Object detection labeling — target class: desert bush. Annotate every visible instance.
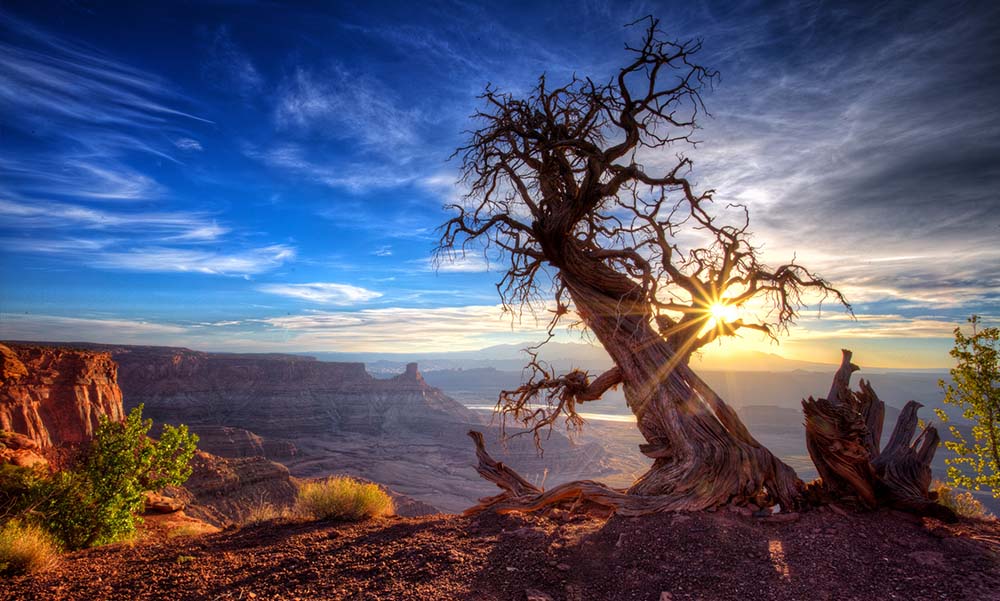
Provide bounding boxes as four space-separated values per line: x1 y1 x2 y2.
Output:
0 520 59 576
74 404 198 546
0 405 198 549
241 498 294 525
932 480 993 519
295 476 394 521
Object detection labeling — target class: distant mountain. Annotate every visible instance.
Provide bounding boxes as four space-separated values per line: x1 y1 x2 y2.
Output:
305 340 948 376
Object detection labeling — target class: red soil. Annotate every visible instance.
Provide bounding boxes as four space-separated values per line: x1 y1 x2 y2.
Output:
4 508 999 601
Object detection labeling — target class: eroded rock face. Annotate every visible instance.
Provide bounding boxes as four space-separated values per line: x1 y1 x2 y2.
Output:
108 346 480 439
166 450 299 527
0 430 49 469
0 343 124 448
163 425 299 460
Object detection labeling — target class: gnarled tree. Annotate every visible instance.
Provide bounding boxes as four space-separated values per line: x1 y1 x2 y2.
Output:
439 18 946 517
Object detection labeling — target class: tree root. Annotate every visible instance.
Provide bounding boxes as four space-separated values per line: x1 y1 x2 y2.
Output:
466 431 778 517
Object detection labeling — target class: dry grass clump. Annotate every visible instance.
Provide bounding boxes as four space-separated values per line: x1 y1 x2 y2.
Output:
241 499 296 526
0 520 60 576
933 480 993 519
295 476 394 521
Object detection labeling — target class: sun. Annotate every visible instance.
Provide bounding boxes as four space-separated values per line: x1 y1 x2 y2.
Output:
708 302 739 324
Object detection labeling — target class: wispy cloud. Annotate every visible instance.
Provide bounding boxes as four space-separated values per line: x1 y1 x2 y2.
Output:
0 157 163 200
245 143 418 191
92 245 295 276
275 66 421 151
425 253 491 273
202 26 263 99
0 313 188 342
258 282 382 305
173 137 203 151
254 304 551 351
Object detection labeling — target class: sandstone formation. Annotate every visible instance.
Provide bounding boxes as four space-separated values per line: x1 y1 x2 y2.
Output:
0 342 303 525
0 343 123 448
165 450 299 527
0 430 48 469
95 344 613 513
158 425 299 460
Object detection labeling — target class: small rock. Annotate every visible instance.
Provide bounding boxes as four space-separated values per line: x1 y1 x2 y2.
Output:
660 593 674 601
506 566 518 572
524 589 553 601
761 512 800 523
556 563 571 572
616 534 627 548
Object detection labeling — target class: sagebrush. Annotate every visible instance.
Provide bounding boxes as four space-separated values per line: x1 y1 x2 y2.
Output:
295 476 393 521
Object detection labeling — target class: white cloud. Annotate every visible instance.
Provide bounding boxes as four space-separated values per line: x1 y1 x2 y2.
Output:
255 304 551 352
0 313 187 342
257 282 382 305
0 198 226 240
91 244 295 276
275 66 420 151
425 253 491 273
174 137 203 151
245 143 417 192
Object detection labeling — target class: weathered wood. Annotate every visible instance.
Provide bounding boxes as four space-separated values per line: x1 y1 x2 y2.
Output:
467 348 954 521
804 350 955 520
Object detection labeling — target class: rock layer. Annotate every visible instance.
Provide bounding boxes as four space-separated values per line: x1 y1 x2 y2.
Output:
0 343 124 448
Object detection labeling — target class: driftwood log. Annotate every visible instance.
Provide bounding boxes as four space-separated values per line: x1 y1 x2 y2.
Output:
466 350 955 520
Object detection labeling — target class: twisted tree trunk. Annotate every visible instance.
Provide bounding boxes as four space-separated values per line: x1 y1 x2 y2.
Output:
467 269 804 514
466 344 954 520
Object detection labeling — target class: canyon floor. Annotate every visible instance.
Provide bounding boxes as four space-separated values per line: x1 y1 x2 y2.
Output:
4 509 999 601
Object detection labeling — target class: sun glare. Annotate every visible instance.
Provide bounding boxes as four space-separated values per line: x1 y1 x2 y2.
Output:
709 302 739 323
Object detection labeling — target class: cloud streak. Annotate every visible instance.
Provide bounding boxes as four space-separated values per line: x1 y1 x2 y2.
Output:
258 282 382 305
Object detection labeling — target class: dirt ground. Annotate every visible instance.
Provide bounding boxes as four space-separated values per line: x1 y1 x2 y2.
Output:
3 507 999 601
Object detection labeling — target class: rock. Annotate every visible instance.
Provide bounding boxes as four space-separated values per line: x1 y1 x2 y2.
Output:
165 451 299 527
660 593 674 601
524 589 553 601
171 425 299 460
144 492 185 514
761 512 800 523
0 430 49 468
0 343 123 448
556 563 571 572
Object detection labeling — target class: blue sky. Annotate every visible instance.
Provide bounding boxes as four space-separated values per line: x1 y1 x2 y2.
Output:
1 0 998 367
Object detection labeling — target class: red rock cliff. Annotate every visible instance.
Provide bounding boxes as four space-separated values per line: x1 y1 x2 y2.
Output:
0 343 124 448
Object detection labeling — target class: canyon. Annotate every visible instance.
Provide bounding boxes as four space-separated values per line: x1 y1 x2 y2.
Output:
0 341 623 514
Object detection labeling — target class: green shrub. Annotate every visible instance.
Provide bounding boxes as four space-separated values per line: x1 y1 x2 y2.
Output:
73 404 198 546
0 520 59 576
295 476 394 521
933 480 993 519
0 405 198 549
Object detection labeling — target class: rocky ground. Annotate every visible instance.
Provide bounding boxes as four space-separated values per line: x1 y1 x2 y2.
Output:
4 508 999 601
